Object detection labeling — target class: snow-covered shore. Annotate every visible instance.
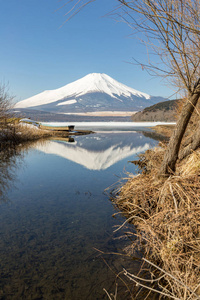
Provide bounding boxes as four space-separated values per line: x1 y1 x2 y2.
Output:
40 121 176 131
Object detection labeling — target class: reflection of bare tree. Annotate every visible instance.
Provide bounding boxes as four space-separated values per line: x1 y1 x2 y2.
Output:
0 140 45 201
0 147 21 201
0 139 62 201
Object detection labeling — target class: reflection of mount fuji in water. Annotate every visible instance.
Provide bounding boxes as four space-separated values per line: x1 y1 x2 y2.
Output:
35 132 157 170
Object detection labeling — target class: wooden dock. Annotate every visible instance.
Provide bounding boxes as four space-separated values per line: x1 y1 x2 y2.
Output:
39 125 75 131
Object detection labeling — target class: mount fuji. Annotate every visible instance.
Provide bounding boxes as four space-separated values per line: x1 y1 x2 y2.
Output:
15 73 166 113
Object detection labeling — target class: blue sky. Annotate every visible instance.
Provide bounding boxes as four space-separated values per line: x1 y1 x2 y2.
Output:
0 0 173 102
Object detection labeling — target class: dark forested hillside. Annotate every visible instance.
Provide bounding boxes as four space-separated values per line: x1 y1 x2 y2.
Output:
131 99 179 122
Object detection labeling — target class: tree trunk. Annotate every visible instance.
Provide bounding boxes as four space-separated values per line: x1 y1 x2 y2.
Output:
159 91 200 176
179 121 200 160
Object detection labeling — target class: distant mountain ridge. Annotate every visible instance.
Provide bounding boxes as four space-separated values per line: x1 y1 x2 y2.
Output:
15 73 166 113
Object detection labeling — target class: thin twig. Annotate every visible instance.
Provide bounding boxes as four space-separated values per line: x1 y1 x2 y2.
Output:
124 269 181 300
142 258 200 299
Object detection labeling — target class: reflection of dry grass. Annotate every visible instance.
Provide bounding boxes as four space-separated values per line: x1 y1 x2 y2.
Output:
112 146 200 299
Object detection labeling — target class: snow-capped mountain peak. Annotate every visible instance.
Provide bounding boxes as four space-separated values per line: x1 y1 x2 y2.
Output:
15 73 165 112
69 73 151 99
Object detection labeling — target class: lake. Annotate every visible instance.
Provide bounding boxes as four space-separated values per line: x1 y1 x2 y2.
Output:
0 128 160 299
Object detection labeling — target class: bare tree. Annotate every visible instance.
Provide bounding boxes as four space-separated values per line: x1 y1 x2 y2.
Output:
0 84 13 125
117 0 200 175
62 0 200 176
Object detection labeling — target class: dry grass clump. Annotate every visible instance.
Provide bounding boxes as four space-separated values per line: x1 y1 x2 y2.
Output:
152 125 175 138
112 147 200 299
0 123 53 146
116 146 165 218
14 123 53 142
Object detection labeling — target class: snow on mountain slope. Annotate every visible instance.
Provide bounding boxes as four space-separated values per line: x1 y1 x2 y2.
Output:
15 73 150 108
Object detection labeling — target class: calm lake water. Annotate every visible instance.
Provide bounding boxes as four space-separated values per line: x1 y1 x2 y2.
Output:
0 129 159 299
